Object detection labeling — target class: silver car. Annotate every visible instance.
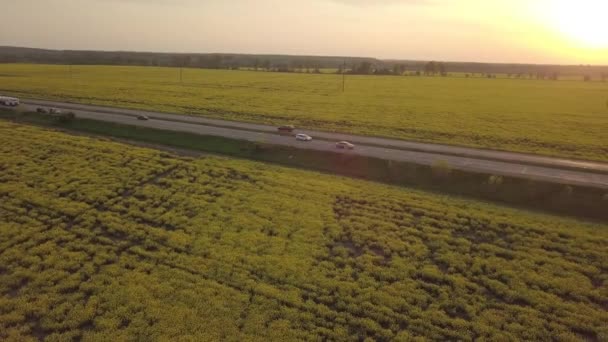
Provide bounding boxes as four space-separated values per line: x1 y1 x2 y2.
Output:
336 141 355 149
0 96 19 107
296 134 312 141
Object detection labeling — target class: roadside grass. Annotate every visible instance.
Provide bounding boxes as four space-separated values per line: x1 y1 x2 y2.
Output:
0 63 607 161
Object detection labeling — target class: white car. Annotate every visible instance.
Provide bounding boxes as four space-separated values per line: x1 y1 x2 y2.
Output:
0 96 20 107
336 141 355 149
295 134 312 141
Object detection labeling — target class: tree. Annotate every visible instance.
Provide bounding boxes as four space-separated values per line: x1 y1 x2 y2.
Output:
392 64 406 76
353 62 373 75
393 64 401 76
399 64 407 75
438 62 447 76
171 55 189 68
276 63 290 73
207 55 223 69
424 61 437 75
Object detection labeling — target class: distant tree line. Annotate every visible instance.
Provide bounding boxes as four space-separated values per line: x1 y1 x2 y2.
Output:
343 61 447 76
1 46 607 79
0 46 373 72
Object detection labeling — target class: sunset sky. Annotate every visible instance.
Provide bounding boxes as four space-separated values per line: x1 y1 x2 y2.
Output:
1 0 607 64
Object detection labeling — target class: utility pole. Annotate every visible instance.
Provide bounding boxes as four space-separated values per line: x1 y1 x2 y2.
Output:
180 65 183 84
69 64 73 79
342 59 346 92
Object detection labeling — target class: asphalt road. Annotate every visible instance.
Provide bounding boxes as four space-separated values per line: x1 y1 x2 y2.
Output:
13 99 608 190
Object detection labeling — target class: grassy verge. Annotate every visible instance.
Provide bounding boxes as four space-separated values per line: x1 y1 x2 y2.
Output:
2 109 607 221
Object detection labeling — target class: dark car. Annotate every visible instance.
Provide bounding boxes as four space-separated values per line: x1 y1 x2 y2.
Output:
277 125 295 133
137 115 149 120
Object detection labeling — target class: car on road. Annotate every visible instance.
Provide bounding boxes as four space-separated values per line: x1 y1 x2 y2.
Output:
0 96 20 107
295 134 312 141
277 125 295 134
137 115 149 120
336 141 355 150
37 107 62 114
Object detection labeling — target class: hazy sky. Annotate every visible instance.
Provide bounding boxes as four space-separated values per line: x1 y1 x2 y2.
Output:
1 0 607 64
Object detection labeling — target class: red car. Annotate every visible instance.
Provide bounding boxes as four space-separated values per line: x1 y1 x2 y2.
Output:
277 125 295 133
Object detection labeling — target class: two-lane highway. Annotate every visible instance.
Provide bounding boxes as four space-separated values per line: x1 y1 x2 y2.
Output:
14 99 608 189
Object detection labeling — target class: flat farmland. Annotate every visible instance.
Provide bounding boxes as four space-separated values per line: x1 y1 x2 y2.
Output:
0 64 607 161
1 122 607 341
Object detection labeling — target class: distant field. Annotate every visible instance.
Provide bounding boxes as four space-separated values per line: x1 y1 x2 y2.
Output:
0 64 607 161
1 122 607 341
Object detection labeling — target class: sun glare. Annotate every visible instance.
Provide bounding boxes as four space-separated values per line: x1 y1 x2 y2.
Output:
549 0 608 48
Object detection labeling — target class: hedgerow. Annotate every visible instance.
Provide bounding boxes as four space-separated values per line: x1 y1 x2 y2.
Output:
0 122 606 341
